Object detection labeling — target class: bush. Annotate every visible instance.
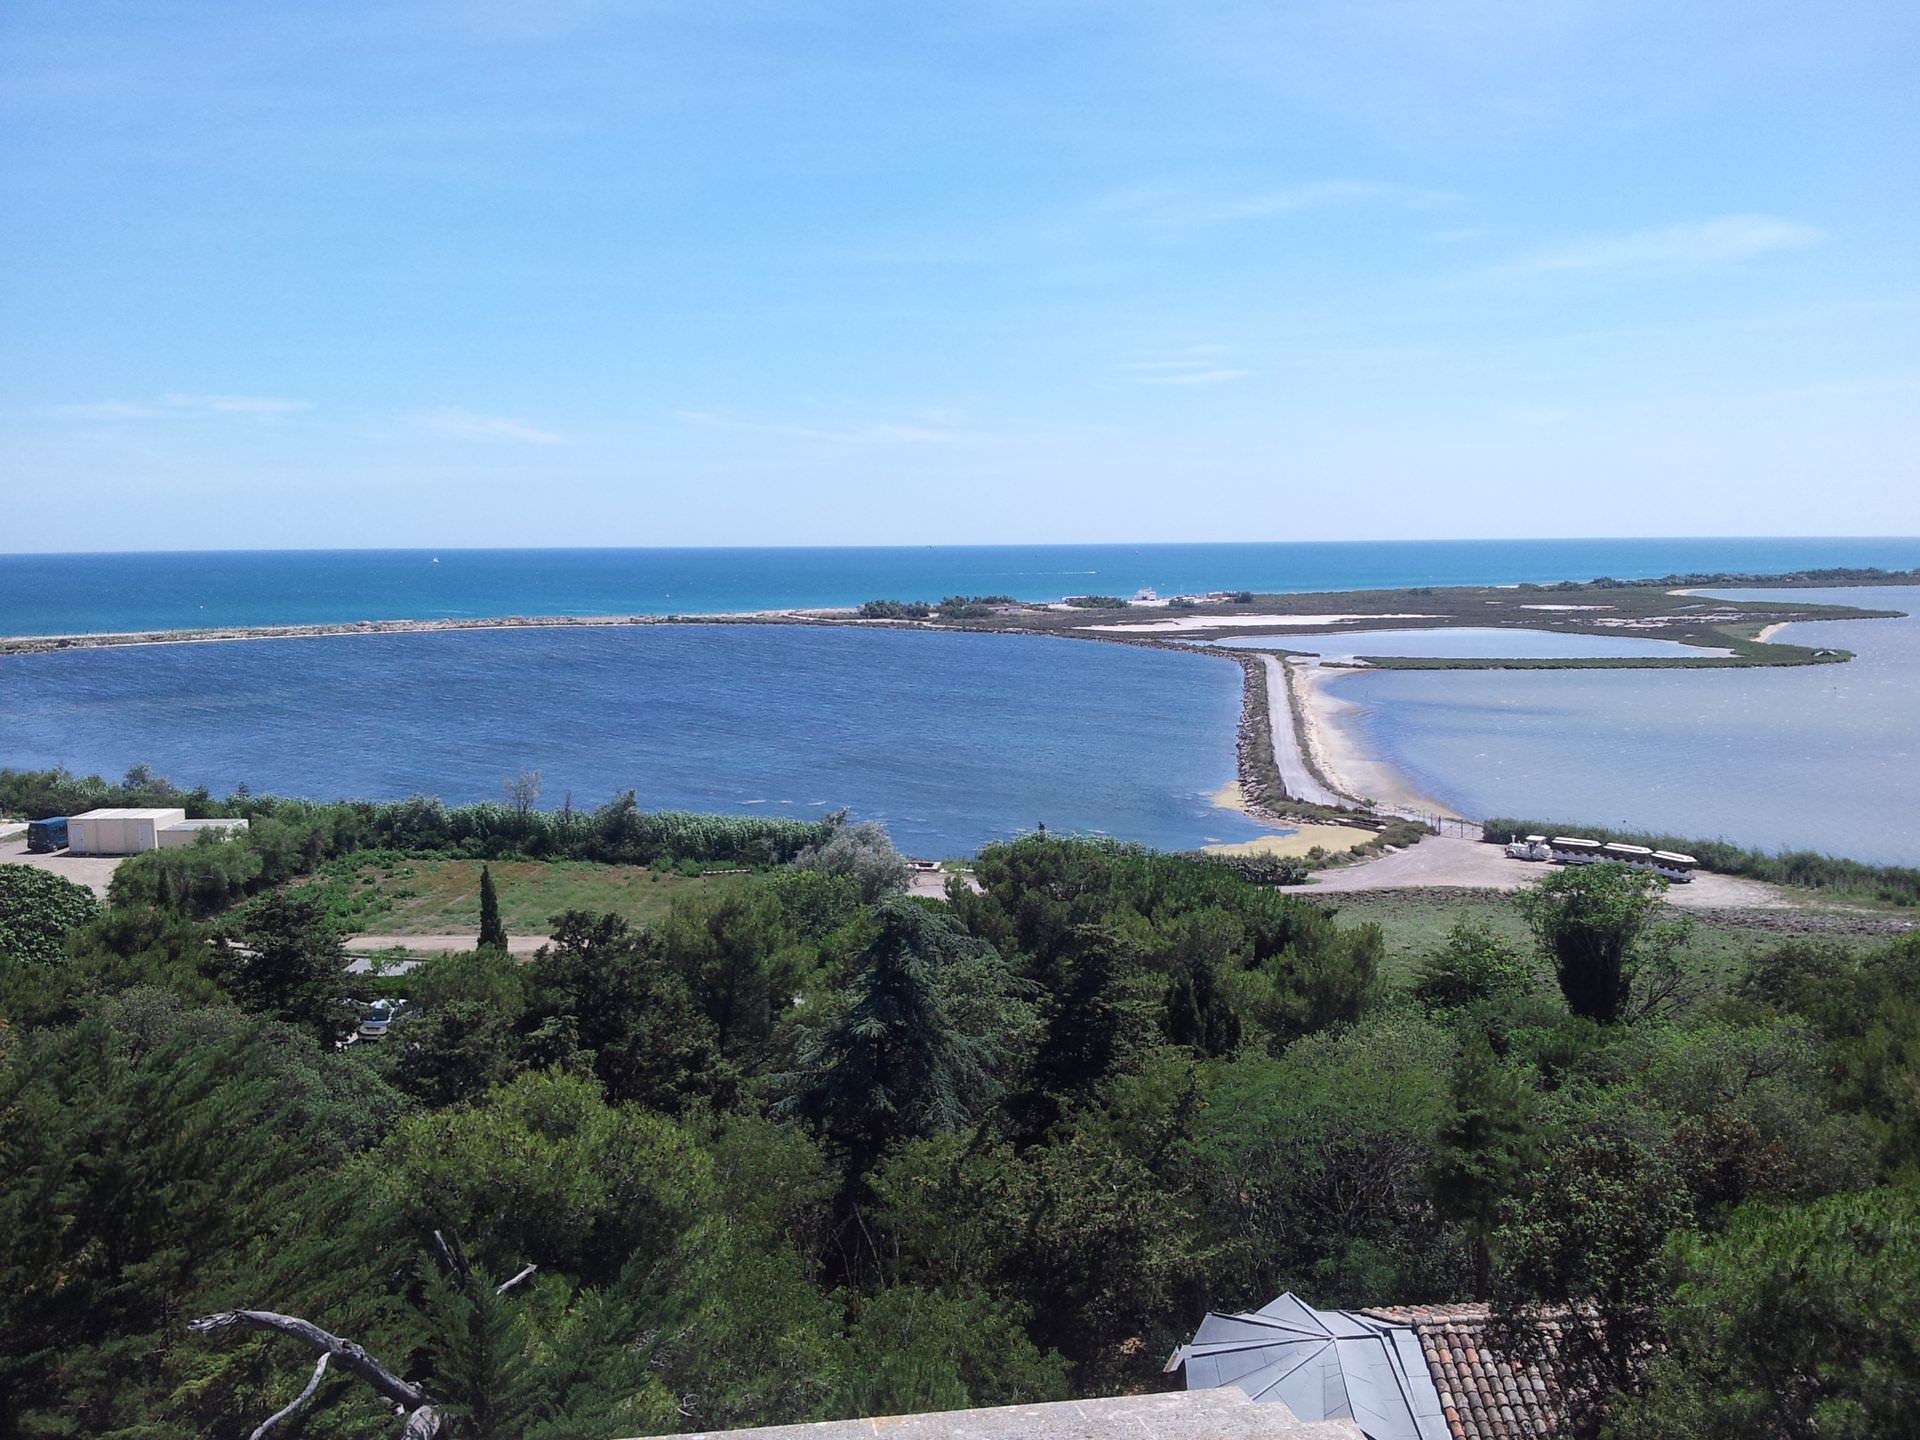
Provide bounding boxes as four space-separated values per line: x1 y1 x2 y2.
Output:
858 599 933 620
0 867 100 965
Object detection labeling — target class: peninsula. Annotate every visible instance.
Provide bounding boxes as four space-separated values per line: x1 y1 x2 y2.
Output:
3 567 1908 844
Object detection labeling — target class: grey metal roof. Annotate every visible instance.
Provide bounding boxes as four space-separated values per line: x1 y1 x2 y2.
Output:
1173 1292 1451 1440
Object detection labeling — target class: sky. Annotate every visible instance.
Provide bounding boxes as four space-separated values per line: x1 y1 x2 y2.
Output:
2 0 1917 551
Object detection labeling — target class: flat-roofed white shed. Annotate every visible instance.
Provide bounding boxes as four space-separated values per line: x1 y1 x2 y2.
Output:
67 807 188 855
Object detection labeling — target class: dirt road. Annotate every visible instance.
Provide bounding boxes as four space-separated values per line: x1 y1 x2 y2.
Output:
345 933 549 956
1262 656 1344 807
0 836 125 898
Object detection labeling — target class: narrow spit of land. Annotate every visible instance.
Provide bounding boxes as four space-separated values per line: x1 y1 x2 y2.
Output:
5 567 1910 875
3 566 1911 660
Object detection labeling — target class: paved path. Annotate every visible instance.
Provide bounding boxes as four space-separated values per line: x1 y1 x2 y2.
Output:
1262 655 1343 807
0 836 125 898
1292 834 1797 910
345 932 549 955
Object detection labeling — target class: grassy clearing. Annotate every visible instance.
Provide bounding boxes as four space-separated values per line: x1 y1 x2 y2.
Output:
298 854 744 935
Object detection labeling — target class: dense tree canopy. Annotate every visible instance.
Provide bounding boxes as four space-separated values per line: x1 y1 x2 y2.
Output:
0 809 1914 1438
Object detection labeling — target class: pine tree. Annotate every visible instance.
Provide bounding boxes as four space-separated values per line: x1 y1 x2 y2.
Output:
782 898 993 1174
1431 1034 1537 1296
477 865 508 951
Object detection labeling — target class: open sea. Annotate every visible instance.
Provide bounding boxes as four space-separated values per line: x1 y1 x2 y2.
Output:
4 541 1919 859
5 537 1920 637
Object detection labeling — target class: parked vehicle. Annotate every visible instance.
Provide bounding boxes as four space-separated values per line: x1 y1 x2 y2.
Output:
356 998 408 1042
26 816 69 853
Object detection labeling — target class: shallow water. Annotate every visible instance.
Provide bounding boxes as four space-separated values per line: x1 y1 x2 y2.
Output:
1211 627 1726 660
0 625 1275 857
1336 587 1920 864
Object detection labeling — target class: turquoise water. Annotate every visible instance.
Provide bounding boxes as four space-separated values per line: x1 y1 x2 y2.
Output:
0 626 1270 857
5 538 1920 637
1210 628 1726 660
1338 587 1920 864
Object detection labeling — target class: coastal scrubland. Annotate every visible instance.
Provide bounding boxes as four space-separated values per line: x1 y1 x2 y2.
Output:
3 762 1918 1438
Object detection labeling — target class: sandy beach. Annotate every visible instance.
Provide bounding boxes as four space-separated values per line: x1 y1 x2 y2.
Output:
1288 661 1461 818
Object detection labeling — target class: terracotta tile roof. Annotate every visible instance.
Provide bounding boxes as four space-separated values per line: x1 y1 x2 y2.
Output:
1360 1305 1578 1440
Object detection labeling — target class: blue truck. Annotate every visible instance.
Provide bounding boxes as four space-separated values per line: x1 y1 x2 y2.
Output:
26 816 69 853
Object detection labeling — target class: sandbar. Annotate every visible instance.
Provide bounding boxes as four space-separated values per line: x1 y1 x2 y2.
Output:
1202 825 1379 859
1290 662 1461 818
1079 613 1437 634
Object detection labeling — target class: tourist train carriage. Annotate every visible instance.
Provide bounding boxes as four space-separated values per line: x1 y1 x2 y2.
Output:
1601 841 1656 866
1548 836 1604 864
1650 849 1698 882
1542 834 1696 882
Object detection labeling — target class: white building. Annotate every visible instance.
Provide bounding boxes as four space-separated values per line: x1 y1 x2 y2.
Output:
158 817 250 849
67 808 189 855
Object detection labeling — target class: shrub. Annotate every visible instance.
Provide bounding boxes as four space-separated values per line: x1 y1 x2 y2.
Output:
0 867 100 965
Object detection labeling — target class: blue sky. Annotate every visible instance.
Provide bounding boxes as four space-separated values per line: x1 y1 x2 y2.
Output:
3 1 1916 550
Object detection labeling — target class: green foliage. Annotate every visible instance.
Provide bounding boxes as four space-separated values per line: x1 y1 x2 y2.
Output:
1492 1113 1694 1406
0 990 406 1437
5 818 1914 1435
218 890 359 1044
658 885 812 1061
872 1127 1213 1391
396 947 532 1107
92 773 840 917
1515 863 1681 1024
1614 1187 1920 1440
531 909 727 1111
957 834 1380 1049
477 863 508 950
363 1069 712 1276
1180 1011 1460 1305
1740 933 1920 1177
1415 920 1537 1011
792 814 911 902
1063 594 1129 608
0 866 98 967
783 898 1024 1175
858 598 933 619
1430 1035 1538 1294
837 1286 1070 1417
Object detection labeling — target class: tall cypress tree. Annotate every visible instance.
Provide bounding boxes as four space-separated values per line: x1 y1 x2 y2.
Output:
477 865 508 952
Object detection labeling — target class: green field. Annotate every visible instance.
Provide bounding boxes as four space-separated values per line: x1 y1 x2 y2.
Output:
298 853 745 936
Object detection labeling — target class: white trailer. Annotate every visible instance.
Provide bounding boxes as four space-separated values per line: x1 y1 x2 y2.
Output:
158 818 250 849
67 807 188 856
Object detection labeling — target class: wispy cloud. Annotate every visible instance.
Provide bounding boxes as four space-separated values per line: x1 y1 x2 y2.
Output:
414 408 569 445
1118 347 1251 386
1093 178 1459 231
1508 214 1824 274
46 393 312 420
675 410 980 445
163 393 312 414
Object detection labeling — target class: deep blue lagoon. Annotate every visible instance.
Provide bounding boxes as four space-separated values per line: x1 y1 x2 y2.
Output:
0 625 1267 857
